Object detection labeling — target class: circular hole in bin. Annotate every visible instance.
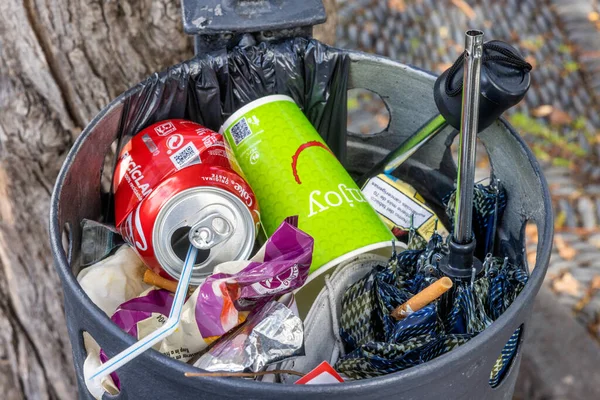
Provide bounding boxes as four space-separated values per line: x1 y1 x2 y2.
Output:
62 222 71 258
81 331 121 398
523 220 538 274
171 226 210 265
101 139 119 195
347 88 390 136
100 139 120 222
450 136 492 184
489 324 524 388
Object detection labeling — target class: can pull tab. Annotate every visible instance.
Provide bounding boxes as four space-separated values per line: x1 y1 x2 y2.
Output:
188 213 233 250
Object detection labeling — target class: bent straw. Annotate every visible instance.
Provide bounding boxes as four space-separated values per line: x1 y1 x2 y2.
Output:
88 244 198 382
391 277 453 320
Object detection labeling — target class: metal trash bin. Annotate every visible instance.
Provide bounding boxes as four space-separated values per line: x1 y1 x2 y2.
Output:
49 1 553 399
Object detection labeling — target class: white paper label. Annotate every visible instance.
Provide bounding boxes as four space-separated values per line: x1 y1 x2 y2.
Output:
362 176 433 229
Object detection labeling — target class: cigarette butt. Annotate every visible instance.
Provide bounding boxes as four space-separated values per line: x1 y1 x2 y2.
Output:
391 277 453 320
143 269 178 293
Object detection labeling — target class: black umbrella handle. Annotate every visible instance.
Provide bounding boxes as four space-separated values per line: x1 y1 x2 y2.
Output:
434 40 532 132
357 39 531 188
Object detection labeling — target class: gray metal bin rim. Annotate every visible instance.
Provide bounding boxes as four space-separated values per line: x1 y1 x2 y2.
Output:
49 48 553 396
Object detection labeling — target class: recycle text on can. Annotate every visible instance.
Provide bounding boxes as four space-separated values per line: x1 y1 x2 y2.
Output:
114 119 260 285
220 95 394 275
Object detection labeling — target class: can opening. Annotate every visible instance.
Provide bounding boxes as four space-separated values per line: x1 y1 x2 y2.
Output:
170 226 210 265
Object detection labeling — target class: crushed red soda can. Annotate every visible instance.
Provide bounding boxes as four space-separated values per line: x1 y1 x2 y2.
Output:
108 221 313 364
113 119 260 285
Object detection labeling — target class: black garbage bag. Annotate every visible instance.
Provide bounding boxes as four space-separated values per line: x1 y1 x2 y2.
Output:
115 37 349 160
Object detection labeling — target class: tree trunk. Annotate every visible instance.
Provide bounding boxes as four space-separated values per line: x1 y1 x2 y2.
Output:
313 0 338 45
0 1 192 399
0 1 336 399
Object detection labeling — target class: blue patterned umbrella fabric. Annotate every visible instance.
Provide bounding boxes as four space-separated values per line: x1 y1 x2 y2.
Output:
335 182 527 387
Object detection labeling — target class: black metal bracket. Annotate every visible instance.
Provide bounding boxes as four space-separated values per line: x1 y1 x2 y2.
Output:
181 0 327 54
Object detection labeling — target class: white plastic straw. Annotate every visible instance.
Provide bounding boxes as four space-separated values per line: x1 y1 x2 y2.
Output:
87 244 198 382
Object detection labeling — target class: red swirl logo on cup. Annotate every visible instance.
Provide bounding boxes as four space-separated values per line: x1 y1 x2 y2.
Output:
291 141 335 184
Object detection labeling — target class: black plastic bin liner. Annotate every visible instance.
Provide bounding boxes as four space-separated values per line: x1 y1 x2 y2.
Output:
117 37 350 161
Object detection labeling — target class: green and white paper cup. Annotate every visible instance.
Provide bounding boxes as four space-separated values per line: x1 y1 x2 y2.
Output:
220 95 394 276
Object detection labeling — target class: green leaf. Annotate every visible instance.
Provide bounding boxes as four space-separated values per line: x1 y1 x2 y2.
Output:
347 97 359 111
508 113 588 158
573 116 587 130
558 44 572 54
533 147 550 162
564 61 579 73
552 157 571 168
410 37 420 51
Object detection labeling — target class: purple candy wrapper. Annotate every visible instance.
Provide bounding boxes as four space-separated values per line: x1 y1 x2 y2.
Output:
111 289 174 338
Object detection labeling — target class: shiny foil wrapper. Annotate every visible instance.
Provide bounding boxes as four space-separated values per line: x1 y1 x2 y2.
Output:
193 301 304 373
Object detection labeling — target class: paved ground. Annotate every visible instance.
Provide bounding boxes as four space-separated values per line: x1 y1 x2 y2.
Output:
338 0 600 342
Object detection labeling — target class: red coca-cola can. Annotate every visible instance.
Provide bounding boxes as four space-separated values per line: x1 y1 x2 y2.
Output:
113 119 260 284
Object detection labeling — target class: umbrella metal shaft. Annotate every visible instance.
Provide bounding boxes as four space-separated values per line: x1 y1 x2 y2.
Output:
453 30 484 244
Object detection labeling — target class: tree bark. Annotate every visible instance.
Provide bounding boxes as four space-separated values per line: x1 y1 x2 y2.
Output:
0 1 192 399
0 1 336 399
313 0 338 45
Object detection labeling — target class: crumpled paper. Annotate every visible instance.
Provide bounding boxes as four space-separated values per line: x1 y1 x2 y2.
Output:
77 245 150 316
